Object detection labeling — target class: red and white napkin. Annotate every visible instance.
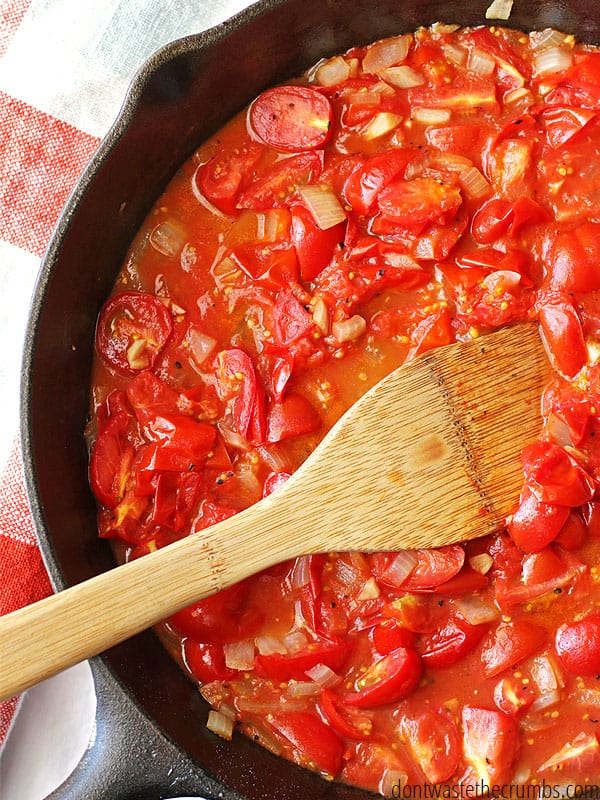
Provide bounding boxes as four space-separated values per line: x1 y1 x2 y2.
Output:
0 0 253 749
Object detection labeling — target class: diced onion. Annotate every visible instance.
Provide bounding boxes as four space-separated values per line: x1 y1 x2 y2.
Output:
255 634 287 656
332 314 367 343
312 297 329 334
149 220 186 257
379 769 409 796
485 0 514 20
468 553 493 574
305 663 342 687
443 43 467 66
362 112 403 140
382 550 418 586
429 22 460 35
381 65 425 88
206 709 235 741
412 107 451 124
357 577 381 601
211 256 241 288
291 555 312 589
383 252 423 271
530 28 569 52
468 47 496 76
572 687 600 706
481 269 522 294
529 689 561 713
459 166 492 199
347 91 381 107
298 185 347 230
454 596 499 625
533 46 573 77
315 55 352 87
187 326 217 366
504 87 534 107
530 654 565 694
283 629 309 653
362 34 411 74
223 639 255 671
545 412 574 448
287 681 321 697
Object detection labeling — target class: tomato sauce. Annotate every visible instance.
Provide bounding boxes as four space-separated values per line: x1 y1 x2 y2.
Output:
90 23 600 794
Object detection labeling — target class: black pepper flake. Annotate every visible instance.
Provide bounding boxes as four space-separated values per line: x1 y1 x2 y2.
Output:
591 719 599 723
553 587 562 594
438 599 444 607
377 269 385 277
174 360 182 369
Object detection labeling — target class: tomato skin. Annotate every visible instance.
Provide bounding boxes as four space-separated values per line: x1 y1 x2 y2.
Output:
344 647 423 708
555 615 600 675
546 222 600 293
371 619 416 655
538 105 596 148
319 688 373 740
343 149 417 215
194 142 263 214
539 301 587 378
269 711 343 776
481 619 547 678
249 86 333 152
400 544 466 591
238 151 324 209
493 675 536 716
471 196 549 244
89 406 135 509
377 177 462 226
216 349 266 445
419 617 487 669
272 290 315 346
95 292 174 374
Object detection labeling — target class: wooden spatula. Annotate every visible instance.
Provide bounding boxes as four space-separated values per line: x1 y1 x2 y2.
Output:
0 322 548 701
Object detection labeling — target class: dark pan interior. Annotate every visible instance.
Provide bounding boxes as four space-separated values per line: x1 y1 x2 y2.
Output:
21 0 600 798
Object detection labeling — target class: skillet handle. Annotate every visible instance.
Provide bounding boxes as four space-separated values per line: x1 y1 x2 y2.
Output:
44 657 232 800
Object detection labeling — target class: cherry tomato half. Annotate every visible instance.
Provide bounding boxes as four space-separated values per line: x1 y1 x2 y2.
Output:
95 292 174 374
269 711 343 776
344 647 423 708
249 86 333 152
419 616 487 669
555 614 600 675
481 619 547 678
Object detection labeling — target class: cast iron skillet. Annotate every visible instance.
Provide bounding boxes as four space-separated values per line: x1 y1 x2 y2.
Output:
21 0 600 798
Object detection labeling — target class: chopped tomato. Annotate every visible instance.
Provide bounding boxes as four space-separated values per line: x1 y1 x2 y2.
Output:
471 196 549 244
400 708 461 784
508 488 570 553
254 638 351 681
266 393 321 442
555 615 600 675
290 204 345 281
461 707 519 785
371 619 416 655
539 731 600 774
343 149 417 215
89 403 135 509
183 639 235 682
229 240 299 288
272 290 315 346
194 142 263 214
538 105 597 148
400 544 466 591
546 222 600 293
493 675 537 716
344 647 423 708
419 616 487 669
481 619 547 678
216 348 266 444
269 711 343 776
319 688 373 740
238 151 323 209
377 177 462 226
520 441 595 507
95 292 174 374
249 86 333 152
539 301 587 378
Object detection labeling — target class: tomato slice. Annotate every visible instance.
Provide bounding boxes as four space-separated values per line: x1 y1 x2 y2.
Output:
481 619 547 678
461 706 519 785
319 688 373 740
238 151 324 209
95 292 174 374
419 616 488 669
290 204 345 281
269 711 343 776
555 614 600 675
216 348 266 445
344 647 423 708
249 86 333 152
400 708 460 784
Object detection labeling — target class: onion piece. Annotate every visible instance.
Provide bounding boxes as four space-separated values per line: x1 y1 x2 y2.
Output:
481 269 522 294
332 314 367 343
381 65 425 88
362 34 411 74
468 553 493 574
486 0 514 20
443 43 467 66
223 639 255 671
412 107 451 125
149 219 186 257
312 297 329 335
347 90 381 107
530 28 569 51
357 577 381 601
287 681 321 698
529 688 561 713
305 663 342 687
533 46 573 77
206 709 235 741
454 596 499 625
361 112 403 140
283 629 309 653
530 653 565 694
315 55 352 86
468 47 496 76
186 326 217 366
291 555 312 589
297 185 346 230
459 166 492 199
382 550 418 586
255 634 287 656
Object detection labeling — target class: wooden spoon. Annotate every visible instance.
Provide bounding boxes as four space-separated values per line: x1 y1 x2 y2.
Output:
0 323 548 701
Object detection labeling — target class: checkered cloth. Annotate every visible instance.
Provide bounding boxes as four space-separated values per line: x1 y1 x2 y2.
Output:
0 0 253 746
